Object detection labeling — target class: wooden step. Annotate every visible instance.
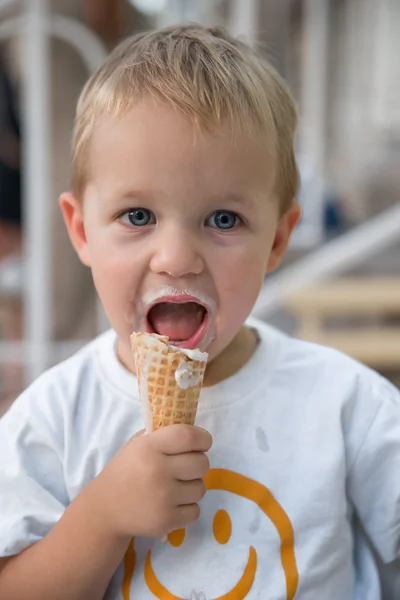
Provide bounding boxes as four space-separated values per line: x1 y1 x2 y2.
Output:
285 278 400 368
300 328 400 369
285 277 400 316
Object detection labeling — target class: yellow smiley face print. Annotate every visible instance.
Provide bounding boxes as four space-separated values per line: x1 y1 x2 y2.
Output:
122 468 298 599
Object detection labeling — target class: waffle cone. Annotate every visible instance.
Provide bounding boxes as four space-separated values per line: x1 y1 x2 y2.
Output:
131 332 208 432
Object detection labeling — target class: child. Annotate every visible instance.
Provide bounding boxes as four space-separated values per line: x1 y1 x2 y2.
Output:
0 24 399 600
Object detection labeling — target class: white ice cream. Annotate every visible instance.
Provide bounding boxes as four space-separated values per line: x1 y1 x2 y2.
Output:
131 331 208 394
175 359 201 389
170 345 208 362
172 345 208 389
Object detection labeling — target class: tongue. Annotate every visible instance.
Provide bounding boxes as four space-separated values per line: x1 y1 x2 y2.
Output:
149 302 205 341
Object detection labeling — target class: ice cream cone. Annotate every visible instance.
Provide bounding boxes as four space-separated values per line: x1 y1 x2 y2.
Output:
131 332 208 432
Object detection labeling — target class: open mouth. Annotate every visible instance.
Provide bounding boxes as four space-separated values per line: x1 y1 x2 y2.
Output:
146 300 208 348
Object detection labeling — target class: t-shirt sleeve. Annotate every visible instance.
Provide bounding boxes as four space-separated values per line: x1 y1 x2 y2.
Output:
0 389 69 557
348 377 400 564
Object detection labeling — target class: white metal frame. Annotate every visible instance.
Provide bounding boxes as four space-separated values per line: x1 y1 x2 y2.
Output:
23 0 52 383
252 203 400 319
229 0 258 45
0 0 107 382
291 0 329 248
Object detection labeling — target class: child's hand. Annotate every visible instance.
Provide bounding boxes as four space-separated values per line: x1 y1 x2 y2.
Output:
90 425 212 539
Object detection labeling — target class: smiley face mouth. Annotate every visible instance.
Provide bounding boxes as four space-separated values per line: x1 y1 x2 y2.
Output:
144 546 257 600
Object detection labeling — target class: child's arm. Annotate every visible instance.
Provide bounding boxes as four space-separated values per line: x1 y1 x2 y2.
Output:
0 480 131 600
0 425 211 600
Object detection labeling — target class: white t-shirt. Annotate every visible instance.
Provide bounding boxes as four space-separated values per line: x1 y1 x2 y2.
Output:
0 319 400 600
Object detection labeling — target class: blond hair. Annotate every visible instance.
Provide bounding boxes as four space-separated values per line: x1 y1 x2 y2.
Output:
72 24 299 212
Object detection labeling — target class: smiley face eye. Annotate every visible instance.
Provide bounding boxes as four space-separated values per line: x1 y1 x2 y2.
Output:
168 528 186 547
213 509 232 545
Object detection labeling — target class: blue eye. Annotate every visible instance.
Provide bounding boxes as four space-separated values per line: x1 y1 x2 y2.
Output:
208 211 239 230
123 208 153 227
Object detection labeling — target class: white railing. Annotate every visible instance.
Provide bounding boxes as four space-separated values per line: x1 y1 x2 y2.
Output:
292 0 329 249
23 0 52 383
0 0 107 382
252 203 400 319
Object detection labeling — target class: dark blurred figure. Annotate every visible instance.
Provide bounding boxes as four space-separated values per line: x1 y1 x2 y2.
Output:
84 0 125 49
0 50 21 261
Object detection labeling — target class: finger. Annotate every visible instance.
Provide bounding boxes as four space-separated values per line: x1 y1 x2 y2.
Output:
172 503 201 530
168 452 210 481
151 425 213 455
174 479 207 506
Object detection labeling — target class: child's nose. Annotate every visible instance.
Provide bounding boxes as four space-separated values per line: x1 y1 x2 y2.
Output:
149 227 204 277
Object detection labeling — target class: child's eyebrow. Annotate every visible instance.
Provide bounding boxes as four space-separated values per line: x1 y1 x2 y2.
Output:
213 193 259 209
107 189 152 204
105 189 262 211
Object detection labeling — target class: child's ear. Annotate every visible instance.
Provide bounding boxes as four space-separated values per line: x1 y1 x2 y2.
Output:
266 203 301 274
59 192 91 267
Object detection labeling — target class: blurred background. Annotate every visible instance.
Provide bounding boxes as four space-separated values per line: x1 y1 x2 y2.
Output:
0 0 399 415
